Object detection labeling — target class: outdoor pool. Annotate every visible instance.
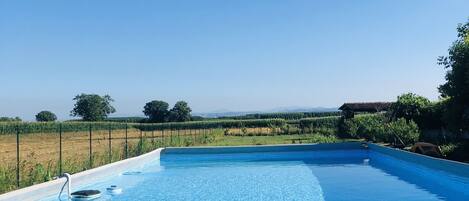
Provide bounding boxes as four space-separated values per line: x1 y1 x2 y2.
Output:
40 144 469 201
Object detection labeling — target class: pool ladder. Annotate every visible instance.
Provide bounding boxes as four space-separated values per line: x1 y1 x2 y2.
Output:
58 173 72 200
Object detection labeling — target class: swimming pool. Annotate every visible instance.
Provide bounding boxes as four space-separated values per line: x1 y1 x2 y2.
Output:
34 143 469 200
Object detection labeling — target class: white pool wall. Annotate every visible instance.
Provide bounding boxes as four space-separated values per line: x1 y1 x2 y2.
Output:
0 148 163 201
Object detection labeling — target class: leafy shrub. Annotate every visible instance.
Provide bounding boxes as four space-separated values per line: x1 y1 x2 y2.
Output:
339 114 419 146
339 114 386 140
313 127 337 136
339 118 359 138
299 116 341 134
385 118 420 146
439 142 469 162
305 134 339 143
355 114 387 141
439 143 457 157
419 100 446 129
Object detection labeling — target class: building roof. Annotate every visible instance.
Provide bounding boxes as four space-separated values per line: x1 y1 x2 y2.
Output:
339 102 393 112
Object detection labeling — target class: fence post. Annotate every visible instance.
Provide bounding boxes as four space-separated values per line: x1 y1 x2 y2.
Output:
139 124 143 155
163 129 166 147
159 129 161 147
193 129 196 144
59 123 62 175
125 124 128 159
89 124 92 169
203 127 206 143
108 124 112 163
170 126 173 145
16 125 20 188
177 129 180 146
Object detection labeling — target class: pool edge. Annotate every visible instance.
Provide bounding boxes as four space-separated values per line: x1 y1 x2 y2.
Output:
0 148 163 201
368 143 469 178
163 142 363 154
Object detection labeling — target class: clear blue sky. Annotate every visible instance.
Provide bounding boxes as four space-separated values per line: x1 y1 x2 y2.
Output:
1 0 468 120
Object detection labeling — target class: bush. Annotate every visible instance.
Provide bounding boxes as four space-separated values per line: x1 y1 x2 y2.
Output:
439 142 469 162
339 114 419 146
385 118 420 146
299 116 341 134
419 100 446 129
339 114 387 140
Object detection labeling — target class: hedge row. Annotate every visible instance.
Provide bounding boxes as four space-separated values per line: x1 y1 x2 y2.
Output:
0 122 129 135
134 119 287 131
0 119 288 135
1 115 353 135
217 111 341 120
298 116 341 129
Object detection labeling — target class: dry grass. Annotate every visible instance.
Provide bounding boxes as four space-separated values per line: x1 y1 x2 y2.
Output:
0 128 208 165
0 127 284 168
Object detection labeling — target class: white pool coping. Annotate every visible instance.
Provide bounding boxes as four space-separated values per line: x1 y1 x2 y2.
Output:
0 148 163 201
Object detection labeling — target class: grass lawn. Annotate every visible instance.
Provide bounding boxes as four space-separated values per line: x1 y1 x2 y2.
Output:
206 133 358 146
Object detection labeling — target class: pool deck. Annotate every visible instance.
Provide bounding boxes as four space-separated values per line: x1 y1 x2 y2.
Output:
1 142 469 201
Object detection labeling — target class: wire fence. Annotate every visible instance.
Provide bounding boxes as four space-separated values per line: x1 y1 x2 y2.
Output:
0 123 221 194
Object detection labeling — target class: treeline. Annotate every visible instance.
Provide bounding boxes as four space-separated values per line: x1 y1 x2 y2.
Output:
0 117 22 122
0 116 345 135
216 111 341 120
0 118 285 135
0 122 128 134
103 111 341 123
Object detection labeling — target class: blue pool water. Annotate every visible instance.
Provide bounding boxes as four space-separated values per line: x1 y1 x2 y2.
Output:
44 149 469 201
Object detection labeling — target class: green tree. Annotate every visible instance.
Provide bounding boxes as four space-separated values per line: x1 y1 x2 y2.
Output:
35 111 57 122
143 100 169 123
390 93 430 124
168 101 192 122
438 19 469 131
70 94 116 121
